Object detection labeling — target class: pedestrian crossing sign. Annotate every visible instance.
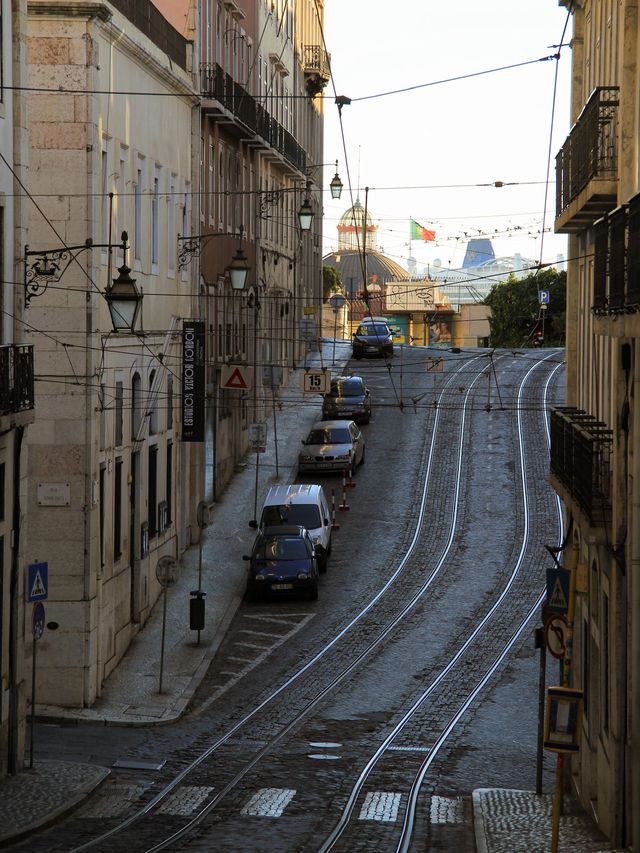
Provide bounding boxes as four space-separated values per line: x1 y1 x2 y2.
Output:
546 567 570 615
28 562 48 602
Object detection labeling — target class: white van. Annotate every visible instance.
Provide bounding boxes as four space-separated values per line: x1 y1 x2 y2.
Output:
256 484 332 572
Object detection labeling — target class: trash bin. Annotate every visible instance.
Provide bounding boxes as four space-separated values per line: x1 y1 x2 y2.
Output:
189 590 206 631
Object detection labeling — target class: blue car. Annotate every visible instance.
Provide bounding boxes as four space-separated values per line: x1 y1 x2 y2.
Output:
243 525 319 601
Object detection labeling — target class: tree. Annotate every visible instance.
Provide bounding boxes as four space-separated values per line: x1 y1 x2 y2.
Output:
484 268 566 348
323 265 342 301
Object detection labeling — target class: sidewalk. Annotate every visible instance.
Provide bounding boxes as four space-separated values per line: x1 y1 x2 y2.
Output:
0 342 626 850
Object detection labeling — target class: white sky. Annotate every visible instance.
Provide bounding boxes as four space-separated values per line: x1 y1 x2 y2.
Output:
320 0 573 275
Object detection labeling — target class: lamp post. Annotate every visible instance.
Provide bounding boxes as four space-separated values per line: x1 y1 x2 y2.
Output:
298 182 314 232
104 262 142 332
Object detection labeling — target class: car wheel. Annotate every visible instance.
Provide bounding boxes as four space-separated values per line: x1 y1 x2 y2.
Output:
308 580 319 601
245 586 259 603
360 446 366 466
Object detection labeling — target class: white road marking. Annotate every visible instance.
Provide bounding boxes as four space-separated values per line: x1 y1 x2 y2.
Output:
241 788 296 817
156 785 215 816
430 795 463 824
359 791 401 822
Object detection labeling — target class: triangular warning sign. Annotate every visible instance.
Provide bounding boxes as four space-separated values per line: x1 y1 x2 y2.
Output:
225 368 248 389
549 577 568 612
30 571 46 599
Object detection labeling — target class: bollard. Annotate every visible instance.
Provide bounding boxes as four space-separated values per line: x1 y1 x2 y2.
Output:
338 470 350 511
331 488 341 529
347 450 356 488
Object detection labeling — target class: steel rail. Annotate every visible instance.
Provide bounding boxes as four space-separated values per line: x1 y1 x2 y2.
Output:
68 354 532 853
317 353 565 852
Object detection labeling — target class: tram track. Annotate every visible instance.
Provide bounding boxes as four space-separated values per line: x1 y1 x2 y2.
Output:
26 351 563 853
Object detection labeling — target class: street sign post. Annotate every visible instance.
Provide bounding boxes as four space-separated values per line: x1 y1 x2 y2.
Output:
28 562 48 602
156 555 180 694
29 601 46 768
301 369 330 394
545 614 569 659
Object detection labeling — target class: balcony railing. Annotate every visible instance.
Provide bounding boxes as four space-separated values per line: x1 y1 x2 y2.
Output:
591 191 640 314
550 407 612 525
199 64 307 174
110 0 187 70
555 86 619 230
302 45 331 81
0 345 35 416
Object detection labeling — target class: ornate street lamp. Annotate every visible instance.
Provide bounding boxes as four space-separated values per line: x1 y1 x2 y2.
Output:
298 182 314 232
104 261 142 332
329 161 343 199
226 233 250 290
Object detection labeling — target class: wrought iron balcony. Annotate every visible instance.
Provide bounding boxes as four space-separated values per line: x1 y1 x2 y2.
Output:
302 45 331 96
199 63 307 174
591 190 640 315
555 86 619 233
0 345 34 416
550 407 612 526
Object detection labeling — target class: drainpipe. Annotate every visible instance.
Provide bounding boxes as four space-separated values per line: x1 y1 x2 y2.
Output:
8 426 24 773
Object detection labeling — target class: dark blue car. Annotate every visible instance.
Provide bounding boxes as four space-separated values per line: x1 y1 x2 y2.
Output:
243 525 319 601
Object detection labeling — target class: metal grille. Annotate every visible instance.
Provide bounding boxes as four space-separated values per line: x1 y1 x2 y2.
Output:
0 345 35 415
555 86 619 215
109 0 187 69
592 217 608 312
608 204 627 310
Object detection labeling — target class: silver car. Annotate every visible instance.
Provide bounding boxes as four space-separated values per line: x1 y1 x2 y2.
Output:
298 419 365 473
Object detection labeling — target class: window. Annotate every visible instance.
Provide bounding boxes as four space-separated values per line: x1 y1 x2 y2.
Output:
148 445 158 538
117 148 129 260
168 176 176 273
216 2 222 64
602 591 609 733
132 372 142 439
209 137 215 222
115 381 123 447
0 206 4 343
151 172 159 267
149 369 158 434
167 374 173 431
101 143 109 244
166 442 173 525
114 458 123 559
134 165 143 263
218 146 225 226
200 137 205 220
99 464 105 567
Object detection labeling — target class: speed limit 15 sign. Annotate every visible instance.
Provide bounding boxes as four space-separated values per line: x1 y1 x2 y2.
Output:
301 369 330 394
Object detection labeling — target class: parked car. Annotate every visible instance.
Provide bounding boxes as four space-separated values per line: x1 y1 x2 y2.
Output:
255 484 332 572
322 376 371 424
243 525 319 600
352 317 394 359
298 419 365 474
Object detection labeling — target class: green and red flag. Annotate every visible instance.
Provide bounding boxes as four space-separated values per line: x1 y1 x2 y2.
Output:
410 219 436 241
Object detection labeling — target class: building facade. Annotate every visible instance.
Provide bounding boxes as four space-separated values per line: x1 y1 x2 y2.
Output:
0 0 34 778
25 0 199 707
550 1 639 848
195 0 328 499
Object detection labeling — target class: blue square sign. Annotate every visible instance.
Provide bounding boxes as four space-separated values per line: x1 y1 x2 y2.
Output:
28 562 48 602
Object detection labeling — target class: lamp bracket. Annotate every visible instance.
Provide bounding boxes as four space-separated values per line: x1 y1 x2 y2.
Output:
25 233 128 307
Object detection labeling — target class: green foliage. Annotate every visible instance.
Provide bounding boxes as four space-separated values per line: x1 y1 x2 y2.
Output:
484 268 566 348
323 265 342 301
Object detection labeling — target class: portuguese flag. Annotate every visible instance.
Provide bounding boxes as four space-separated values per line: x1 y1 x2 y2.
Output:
411 219 436 241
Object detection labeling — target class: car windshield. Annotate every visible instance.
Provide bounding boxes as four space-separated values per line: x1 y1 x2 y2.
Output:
307 427 351 444
261 505 321 528
331 379 364 396
357 323 388 337
254 537 308 560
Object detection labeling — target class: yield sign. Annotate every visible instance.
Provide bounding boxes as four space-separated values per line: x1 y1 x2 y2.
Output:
221 364 253 390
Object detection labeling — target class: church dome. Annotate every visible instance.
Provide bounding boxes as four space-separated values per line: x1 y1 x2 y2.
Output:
323 249 407 296
337 198 378 251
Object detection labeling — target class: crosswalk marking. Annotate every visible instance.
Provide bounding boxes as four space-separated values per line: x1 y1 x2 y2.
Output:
430 795 463 824
156 785 214 816
359 791 401 822
241 788 296 817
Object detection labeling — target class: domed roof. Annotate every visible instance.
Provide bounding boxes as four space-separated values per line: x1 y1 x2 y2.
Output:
336 198 378 251
323 249 408 296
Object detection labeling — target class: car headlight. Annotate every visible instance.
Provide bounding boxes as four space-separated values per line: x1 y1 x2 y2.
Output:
336 453 349 461
255 575 266 582
299 454 314 462
297 571 310 580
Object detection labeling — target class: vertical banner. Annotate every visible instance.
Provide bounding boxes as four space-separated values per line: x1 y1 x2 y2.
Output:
182 320 205 442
